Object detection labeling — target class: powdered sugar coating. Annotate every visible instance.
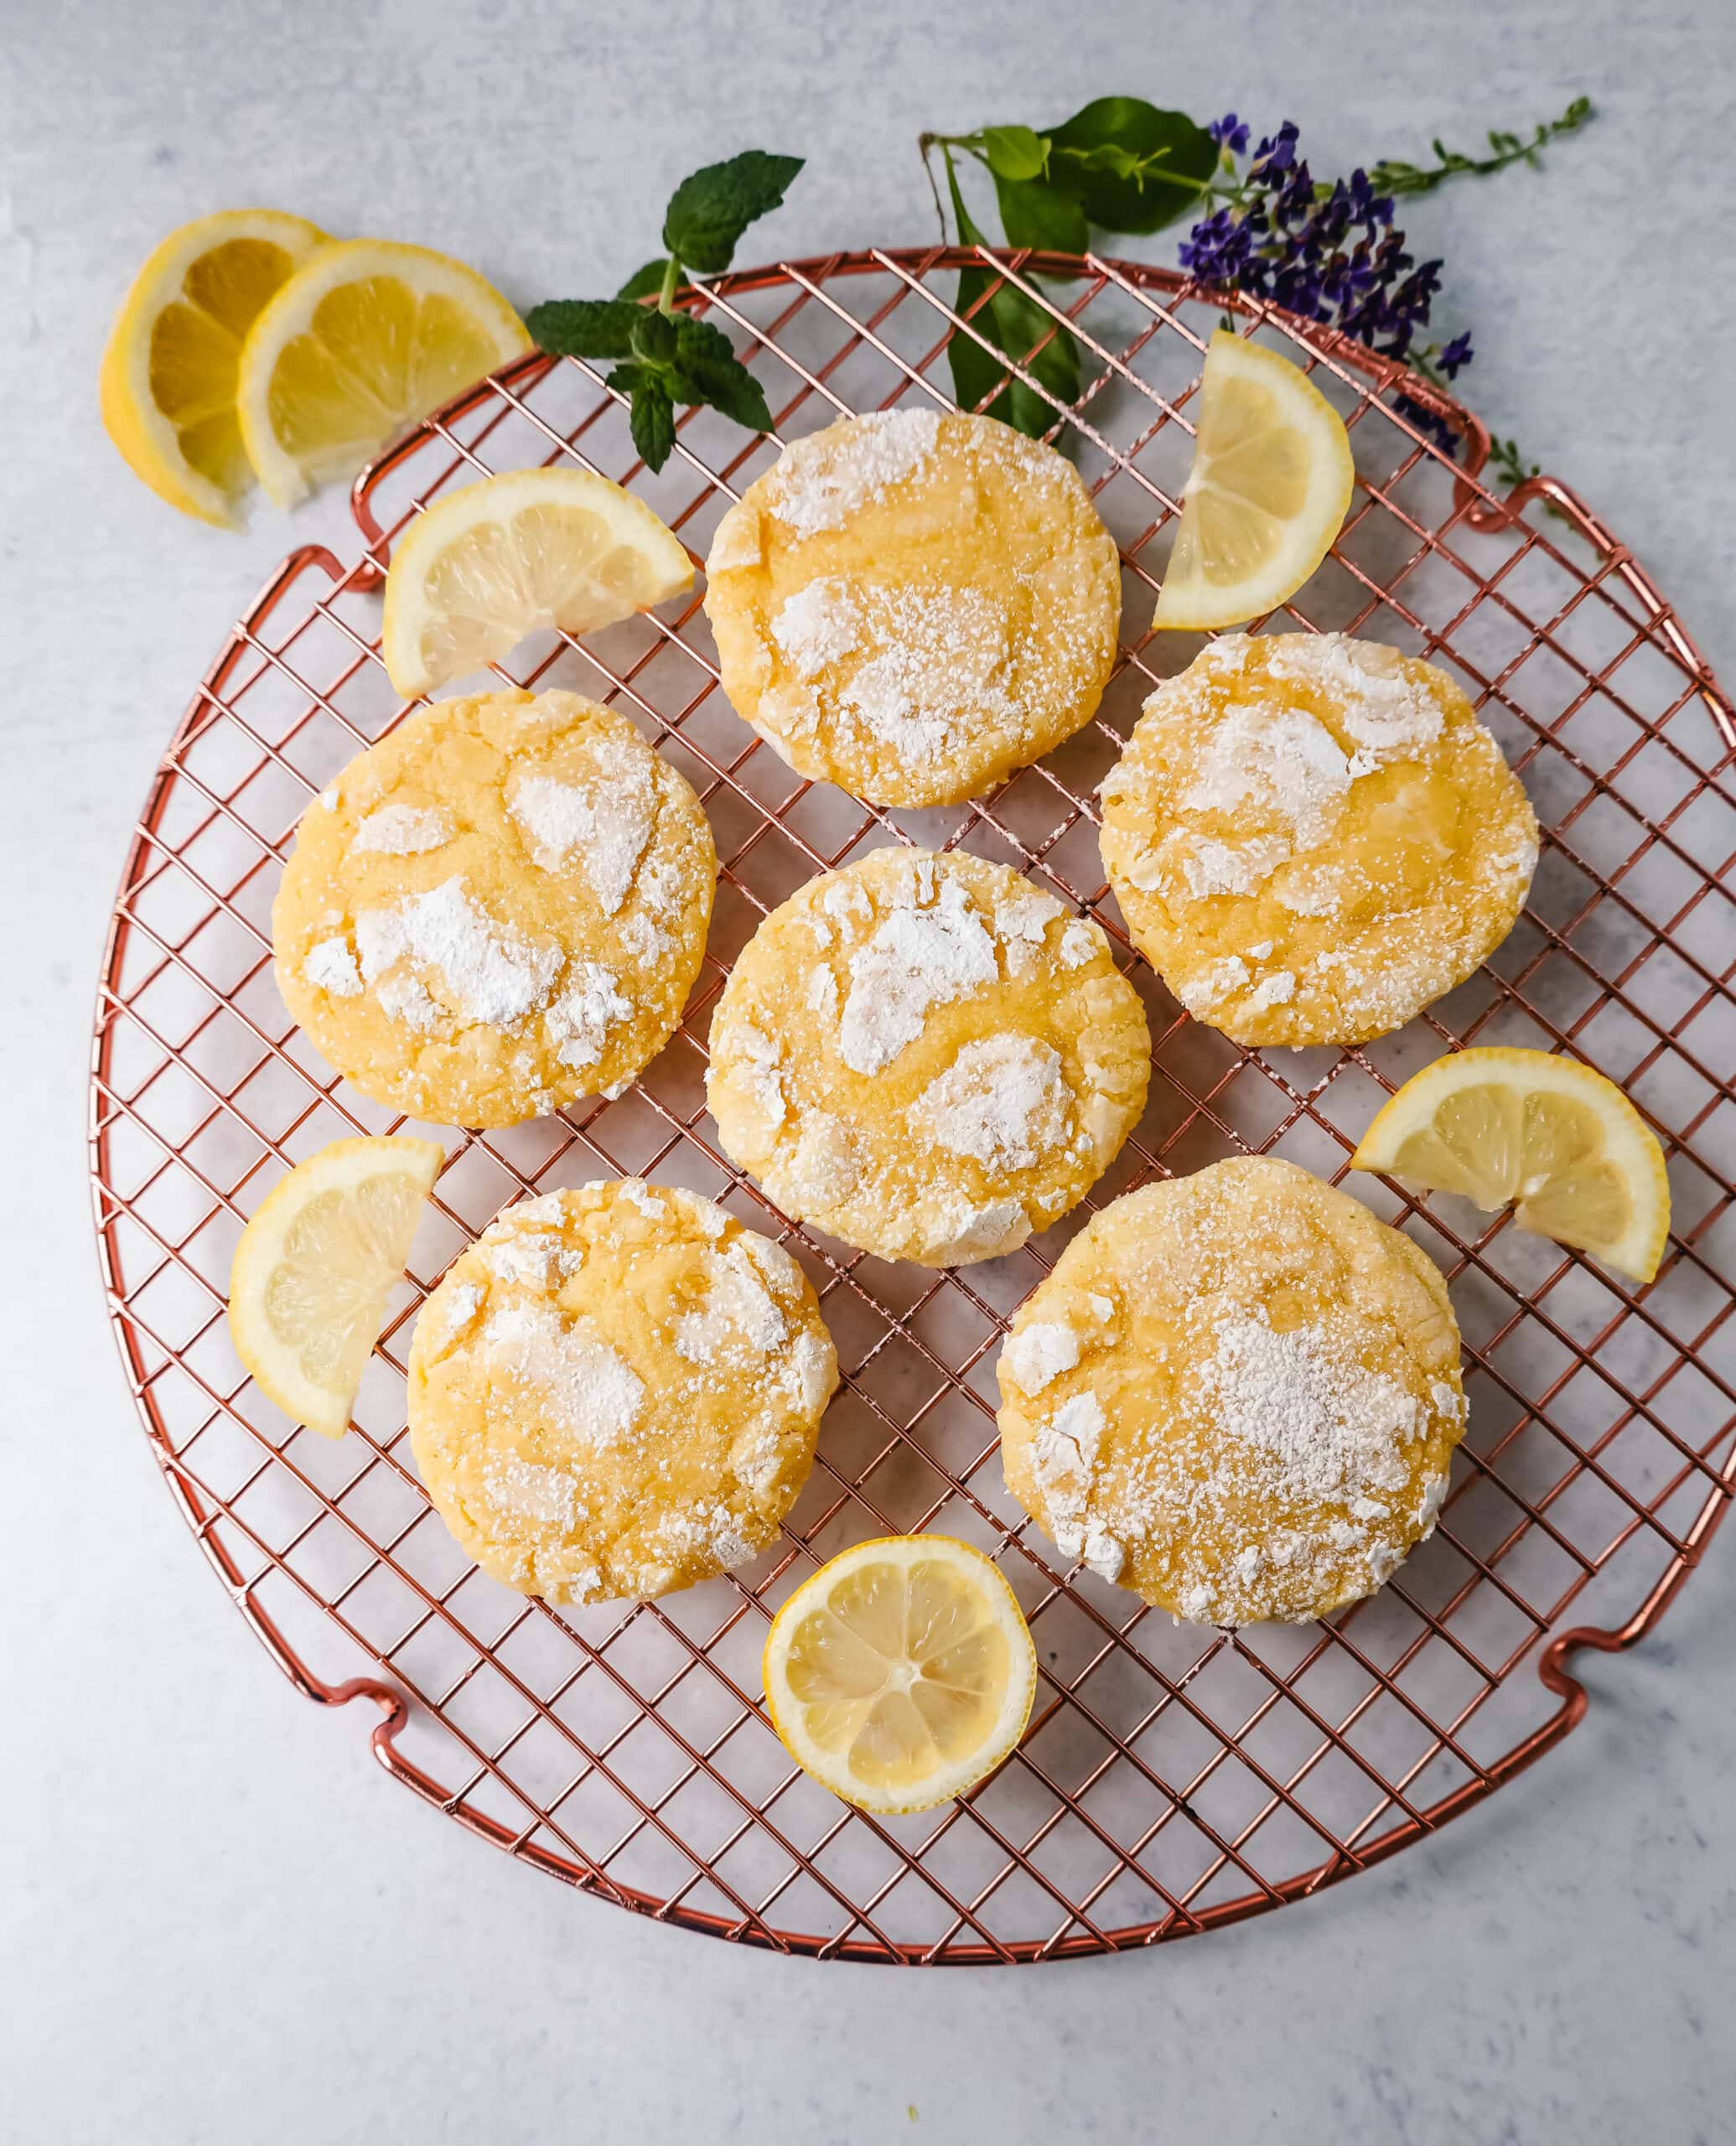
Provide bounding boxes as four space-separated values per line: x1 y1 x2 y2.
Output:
303 936 362 997
704 409 1121 806
998 1157 1466 1623
351 804 454 856
273 690 716 1128
708 848 1150 1267
763 407 943 536
1099 634 1539 1047
407 1180 837 1605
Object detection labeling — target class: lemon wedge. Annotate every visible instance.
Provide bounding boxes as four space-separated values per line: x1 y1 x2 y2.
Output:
100 210 330 527
228 1135 444 1436
1352 1047 1671 1283
763 1535 1038 1814
1154 329 1355 630
236 239 531 508
380 467 695 698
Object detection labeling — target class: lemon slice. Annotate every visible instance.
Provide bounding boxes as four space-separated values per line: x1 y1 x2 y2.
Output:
100 210 330 526
380 467 695 698
1352 1047 1671 1283
228 1135 444 1436
236 239 531 508
763 1535 1038 1814
1154 329 1355 630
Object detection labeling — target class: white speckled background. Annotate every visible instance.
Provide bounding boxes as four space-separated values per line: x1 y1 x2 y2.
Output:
4 1 1733 2138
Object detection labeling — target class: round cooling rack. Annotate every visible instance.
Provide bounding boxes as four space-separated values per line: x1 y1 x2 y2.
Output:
91 247 1736 1965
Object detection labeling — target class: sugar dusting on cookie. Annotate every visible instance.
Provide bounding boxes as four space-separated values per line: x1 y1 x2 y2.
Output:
510 748 655 914
837 876 999 1075
351 803 455 856
766 408 943 536
771 578 1029 764
917 1034 1069 1171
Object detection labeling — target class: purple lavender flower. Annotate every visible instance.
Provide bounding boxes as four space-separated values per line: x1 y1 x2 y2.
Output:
1208 112 1251 154
1438 330 1474 377
1179 116 1473 457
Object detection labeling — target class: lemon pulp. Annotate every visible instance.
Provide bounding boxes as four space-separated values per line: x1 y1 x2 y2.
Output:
1154 329 1355 630
236 240 530 507
228 1135 443 1435
100 210 329 524
381 468 693 697
1353 1047 1671 1283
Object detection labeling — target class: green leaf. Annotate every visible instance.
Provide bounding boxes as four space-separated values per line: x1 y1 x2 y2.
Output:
622 376 676 471
992 172 1089 253
979 124 1049 182
630 308 679 366
1042 98 1216 233
671 316 774 432
526 298 642 360
946 155 992 249
662 149 804 276
945 155 1079 436
616 258 669 301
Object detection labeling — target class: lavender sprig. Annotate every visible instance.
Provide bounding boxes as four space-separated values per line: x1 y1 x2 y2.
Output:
1179 102 1588 473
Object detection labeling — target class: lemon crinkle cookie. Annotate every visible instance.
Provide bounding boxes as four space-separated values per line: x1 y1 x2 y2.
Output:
707 848 1151 1266
1099 633 1539 1045
703 408 1122 806
273 689 715 1127
408 1181 837 1604
997 1157 1466 1623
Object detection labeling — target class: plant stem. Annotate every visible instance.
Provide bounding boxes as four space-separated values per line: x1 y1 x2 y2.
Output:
917 133 950 241
657 254 682 316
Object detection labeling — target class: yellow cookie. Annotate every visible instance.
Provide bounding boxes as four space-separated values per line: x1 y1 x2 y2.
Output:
407 1180 837 1604
273 690 715 1128
997 1157 1465 1624
1099 634 1539 1045
702 408 1121 806
707 848 1151 1267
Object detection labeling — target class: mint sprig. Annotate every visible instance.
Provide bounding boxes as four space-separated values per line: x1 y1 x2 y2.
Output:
527 148 801 473
924 99 1216 433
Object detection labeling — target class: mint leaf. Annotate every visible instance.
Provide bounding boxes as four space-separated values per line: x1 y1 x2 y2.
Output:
662 150 804 276
623 376 676 471
980 125 1049 182
945 157 1079 436
1043 98 1215 233
992 173 1089 253
671 317 773 432
630 308 680 366
616 258 669 301
526 298 642 360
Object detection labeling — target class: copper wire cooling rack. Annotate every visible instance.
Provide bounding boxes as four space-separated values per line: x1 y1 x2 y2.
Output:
91 247 1736 1964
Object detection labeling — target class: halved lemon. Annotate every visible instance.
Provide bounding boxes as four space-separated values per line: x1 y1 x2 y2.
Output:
228 1135 444 1436
380 467 695 698
1352 1047 1671 1283
236 239 531 508
763 1535 1038 1815
100 210 330 526
1154 329 1355 630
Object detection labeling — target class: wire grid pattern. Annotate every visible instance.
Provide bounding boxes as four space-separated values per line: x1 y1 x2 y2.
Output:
91 248 1736 1964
